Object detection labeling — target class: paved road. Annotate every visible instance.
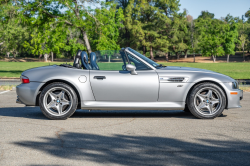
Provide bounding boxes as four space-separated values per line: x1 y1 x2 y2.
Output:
0 90 250 166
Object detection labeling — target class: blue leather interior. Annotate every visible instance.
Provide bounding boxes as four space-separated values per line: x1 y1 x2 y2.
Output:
80 51 92 70
90 52 99 70
73 50 82 68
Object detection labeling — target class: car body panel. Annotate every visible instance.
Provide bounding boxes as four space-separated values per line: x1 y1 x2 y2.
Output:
21 65 95 101
89 70 159 101
16 82 45 106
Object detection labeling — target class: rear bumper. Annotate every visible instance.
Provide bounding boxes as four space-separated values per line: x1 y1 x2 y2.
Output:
227 89 243 109
16 82 44 106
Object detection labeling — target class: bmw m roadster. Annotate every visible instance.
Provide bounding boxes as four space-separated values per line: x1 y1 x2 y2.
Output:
16 47 243 120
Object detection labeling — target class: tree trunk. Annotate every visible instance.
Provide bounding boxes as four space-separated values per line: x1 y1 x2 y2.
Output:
165 52 168 62
184 49 188 58
44 54 48 62
7 52 10 57
143 46 146 56
193 53 195 63
150 46 154 60
243 48 245 62
212 55 216 62
82 30 92 54
51 52 53 62
176 52 179 60
227 54 230 63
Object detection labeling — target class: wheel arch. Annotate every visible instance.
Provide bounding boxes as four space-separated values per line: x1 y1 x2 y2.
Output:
185 80 228 109
36 79 81 109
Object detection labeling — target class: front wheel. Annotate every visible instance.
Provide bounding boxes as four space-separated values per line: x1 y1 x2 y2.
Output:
39 82 78 120
187 83 226 119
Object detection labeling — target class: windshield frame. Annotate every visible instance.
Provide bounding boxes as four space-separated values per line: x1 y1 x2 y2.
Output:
125 48 159 70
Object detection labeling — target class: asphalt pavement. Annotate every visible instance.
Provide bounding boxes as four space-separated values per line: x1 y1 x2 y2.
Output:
0 90 250 166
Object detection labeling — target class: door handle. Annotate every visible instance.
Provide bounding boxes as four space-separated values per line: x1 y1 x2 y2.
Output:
94 76 106 80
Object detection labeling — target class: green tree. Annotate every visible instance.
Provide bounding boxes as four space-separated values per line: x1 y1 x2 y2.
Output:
245 8 250 23
19 0 103 54
196 18 225 62
0 1 29 57
91 2 124 51
238 34 248 61
168 11 189 60
223 16 239 62
198 11 215 19
125 0 179 60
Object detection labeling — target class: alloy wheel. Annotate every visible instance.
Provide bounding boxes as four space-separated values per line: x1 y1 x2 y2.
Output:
43 87 73 116
194 87 222 116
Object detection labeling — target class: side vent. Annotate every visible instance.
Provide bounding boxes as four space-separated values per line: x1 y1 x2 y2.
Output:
160 77 189 83
167 77 185 82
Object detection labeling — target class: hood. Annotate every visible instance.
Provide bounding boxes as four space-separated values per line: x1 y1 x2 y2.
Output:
158 66 235 81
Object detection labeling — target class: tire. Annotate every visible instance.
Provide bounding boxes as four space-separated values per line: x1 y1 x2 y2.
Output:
39 82 78 120
183 104 190 113
187 82 226 119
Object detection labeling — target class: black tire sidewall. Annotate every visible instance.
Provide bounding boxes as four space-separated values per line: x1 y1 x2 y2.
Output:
39 82 78 120
187 83 226 119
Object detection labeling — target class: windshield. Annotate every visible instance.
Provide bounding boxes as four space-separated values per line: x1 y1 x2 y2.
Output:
127 48 160 68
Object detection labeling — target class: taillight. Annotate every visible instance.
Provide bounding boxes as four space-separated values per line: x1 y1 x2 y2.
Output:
21 76 30 84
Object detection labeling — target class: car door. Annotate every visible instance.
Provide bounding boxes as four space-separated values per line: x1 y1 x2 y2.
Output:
89 50 159 102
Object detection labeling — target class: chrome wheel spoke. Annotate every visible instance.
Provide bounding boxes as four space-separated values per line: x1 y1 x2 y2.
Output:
48 92 57 101
206 90 213 99
57 104 63 115
211 99 219 106
208 103 213 114
58 90 65 100
47 101 57 109
61 99 70 107
197 102 206 110
197 94 206 101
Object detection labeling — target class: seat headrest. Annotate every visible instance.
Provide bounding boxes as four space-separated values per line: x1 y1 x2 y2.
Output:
90 52 99 70
80 51 91 70
73 49 82 68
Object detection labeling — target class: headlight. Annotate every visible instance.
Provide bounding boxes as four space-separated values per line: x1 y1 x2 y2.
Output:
232 82 239 89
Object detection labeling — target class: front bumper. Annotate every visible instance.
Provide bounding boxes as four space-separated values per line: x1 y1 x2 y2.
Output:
227 89 243 109
16 82 45 106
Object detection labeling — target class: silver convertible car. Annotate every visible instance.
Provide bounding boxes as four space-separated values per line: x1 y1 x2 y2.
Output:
16 47 243 120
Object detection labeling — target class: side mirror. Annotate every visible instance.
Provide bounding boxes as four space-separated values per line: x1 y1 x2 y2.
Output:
126 64 137 75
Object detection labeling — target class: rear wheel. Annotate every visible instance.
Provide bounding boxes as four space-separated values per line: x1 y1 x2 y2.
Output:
39 82 78 120
187 83 226 119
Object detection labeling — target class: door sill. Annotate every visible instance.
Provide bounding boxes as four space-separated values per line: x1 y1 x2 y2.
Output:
81 101 185 110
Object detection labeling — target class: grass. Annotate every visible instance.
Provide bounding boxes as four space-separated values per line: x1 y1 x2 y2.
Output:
239 86 250 92
0 85 16 90
0 61 65 78
0 61 250 79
